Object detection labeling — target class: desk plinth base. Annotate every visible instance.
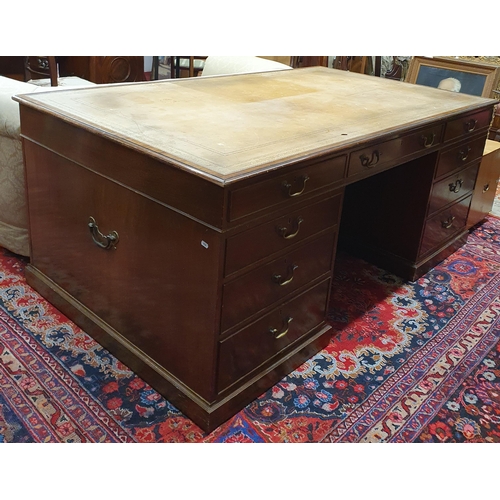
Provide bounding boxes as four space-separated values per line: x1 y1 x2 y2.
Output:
24 264 332 433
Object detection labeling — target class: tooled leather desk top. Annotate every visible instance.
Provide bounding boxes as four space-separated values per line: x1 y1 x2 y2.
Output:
15 67 495 183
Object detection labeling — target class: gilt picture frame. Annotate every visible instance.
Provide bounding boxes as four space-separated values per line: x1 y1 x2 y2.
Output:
406 56 500 98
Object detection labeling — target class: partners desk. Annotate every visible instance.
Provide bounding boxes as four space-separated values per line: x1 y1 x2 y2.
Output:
15 67 496 432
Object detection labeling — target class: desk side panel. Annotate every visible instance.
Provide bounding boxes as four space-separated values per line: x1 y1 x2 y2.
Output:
467 143 500 228
23 140 223 401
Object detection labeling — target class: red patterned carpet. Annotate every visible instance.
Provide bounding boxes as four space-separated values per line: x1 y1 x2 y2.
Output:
1 215 500 443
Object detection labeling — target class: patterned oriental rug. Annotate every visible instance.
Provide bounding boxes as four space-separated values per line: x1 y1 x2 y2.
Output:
1 214 500 443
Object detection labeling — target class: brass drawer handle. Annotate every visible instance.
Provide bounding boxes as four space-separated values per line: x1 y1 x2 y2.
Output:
273 264 299 286
464 119 477 133
448 179 463 193
88 216 119 250
421 132 436 148
269 316 293 339
483 183 490 193
458 146 471 162
360 150 380 168
441 216 456 229
277 217 304 239
282 175 310 197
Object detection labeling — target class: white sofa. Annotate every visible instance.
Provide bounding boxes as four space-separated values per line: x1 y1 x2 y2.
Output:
0 75 94 256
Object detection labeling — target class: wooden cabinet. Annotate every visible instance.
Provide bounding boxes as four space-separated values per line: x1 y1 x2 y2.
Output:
0 56 145 84
16 68 496 431
58 56 145 84
0 56 25 81
467 139 500 228
293 56 329 68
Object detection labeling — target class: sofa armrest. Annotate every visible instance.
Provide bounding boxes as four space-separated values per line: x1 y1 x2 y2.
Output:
0 76 38 139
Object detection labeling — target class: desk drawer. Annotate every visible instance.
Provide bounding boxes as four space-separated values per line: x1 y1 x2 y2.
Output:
348 124 443 178
221 232 335 332
228 155 346 222
348 137 402 177
225 192 342 276
420 194 472 257
444 109 492 142
428 163 479 216
400 123 443 155
436 136 486 179
217 279 330 392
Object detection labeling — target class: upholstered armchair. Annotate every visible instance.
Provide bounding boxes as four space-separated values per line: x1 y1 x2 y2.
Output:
0 75 94 256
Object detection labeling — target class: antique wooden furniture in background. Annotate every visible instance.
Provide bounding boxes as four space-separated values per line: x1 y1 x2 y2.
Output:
292 56 328 68
333 56 369 74
0 56 145 84
0 56 25 81
259 56 296 66
170 56 207 78
24 57 58 86
15 68 496 432
467 139 500 228
58 56 145 84
384 56 403 80
23 57 96 88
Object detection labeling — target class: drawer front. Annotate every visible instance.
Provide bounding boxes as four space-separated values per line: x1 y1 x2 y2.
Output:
228 155 346 222
217 279 330 392
443 109 492 142
225 192 342 276
348 137 402 177
221 232 335 332
348 124 443 178
400 123 444 155
420 195 472 257
428 163 479 216
436 136 486 179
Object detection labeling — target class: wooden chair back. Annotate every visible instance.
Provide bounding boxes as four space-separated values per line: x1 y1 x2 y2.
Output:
24 57 58 86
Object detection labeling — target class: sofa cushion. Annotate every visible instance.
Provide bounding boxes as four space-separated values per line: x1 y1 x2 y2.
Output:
0 76 38 139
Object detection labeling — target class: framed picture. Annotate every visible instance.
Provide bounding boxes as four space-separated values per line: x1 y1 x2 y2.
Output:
406 56 500 98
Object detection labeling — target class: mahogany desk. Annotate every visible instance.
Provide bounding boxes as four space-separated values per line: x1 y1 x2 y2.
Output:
15 67 496 432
